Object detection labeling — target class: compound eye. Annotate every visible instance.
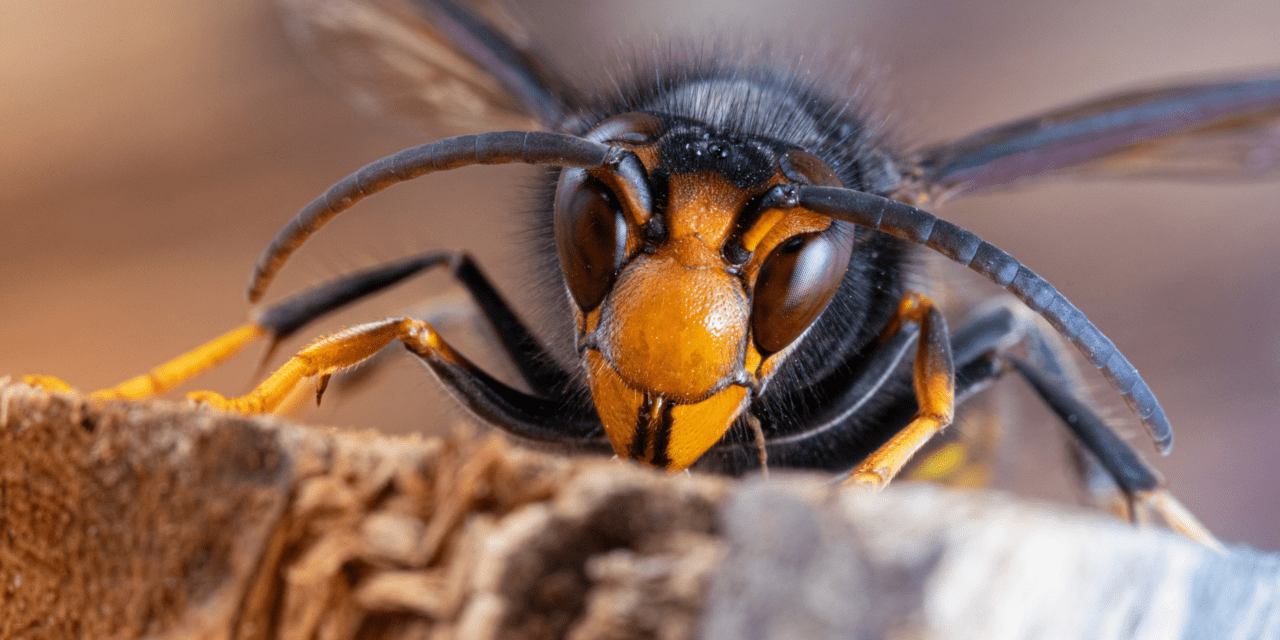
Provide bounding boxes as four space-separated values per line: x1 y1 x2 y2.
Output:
751 221 856 354
554 168 628 312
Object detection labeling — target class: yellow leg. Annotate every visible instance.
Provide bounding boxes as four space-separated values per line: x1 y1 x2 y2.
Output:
22 374 77 393
189 318 444 415
1137 489 1225 552
847 293 956 490
24 324 267 400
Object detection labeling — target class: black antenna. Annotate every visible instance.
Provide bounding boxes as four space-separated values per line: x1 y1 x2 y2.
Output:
764 183 1175 455
247 131 612 303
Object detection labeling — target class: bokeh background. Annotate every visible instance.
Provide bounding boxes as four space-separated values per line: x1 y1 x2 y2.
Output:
3 0 1278 548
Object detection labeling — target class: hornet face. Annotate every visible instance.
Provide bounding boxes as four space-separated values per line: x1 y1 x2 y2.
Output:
555 112 855 470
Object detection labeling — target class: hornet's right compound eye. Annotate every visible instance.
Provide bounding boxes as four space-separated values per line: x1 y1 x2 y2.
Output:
554 168 629 312
750 220 856 355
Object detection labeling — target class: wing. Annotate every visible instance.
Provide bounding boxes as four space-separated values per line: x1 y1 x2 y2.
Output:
913 71 1280 201
277 0 576 134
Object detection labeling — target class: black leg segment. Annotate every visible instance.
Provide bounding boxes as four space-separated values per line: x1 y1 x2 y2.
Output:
1007 357 1160 494
252 250 576 400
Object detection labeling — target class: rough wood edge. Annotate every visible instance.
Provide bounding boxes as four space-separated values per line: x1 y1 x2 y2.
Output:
1 380 1276 640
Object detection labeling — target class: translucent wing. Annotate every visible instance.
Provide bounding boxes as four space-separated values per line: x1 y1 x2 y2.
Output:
277 0 574 134
914 71 1280 201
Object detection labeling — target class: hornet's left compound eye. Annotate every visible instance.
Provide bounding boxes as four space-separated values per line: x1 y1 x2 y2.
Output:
750 221 856 355
554 168 629 312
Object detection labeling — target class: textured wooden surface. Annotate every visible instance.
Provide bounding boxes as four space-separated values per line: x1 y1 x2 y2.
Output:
708 481 1280 640
0 381 728 640
2 380 1277 640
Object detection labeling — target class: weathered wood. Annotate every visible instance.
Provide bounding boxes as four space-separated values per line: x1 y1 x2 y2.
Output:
707 481 1280 639
1 380 1276 640
0 381 727 640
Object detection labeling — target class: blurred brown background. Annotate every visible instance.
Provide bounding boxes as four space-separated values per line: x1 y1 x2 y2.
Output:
3 0 1278 548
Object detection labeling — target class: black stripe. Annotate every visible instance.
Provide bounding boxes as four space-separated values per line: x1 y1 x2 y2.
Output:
652 399 674 469
630 394 653 461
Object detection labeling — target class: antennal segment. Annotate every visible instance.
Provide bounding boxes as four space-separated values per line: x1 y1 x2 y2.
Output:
248 131 612 303
775 184 1174 455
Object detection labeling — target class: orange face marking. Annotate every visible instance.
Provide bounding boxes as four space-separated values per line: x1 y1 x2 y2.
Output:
739 207 788 253
586 349 645 458
577 153 852 470
585 349 750 471
665 384 750 470
581 171 763 468
663 172 745 248
594 172 754 403
599 249 747 402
